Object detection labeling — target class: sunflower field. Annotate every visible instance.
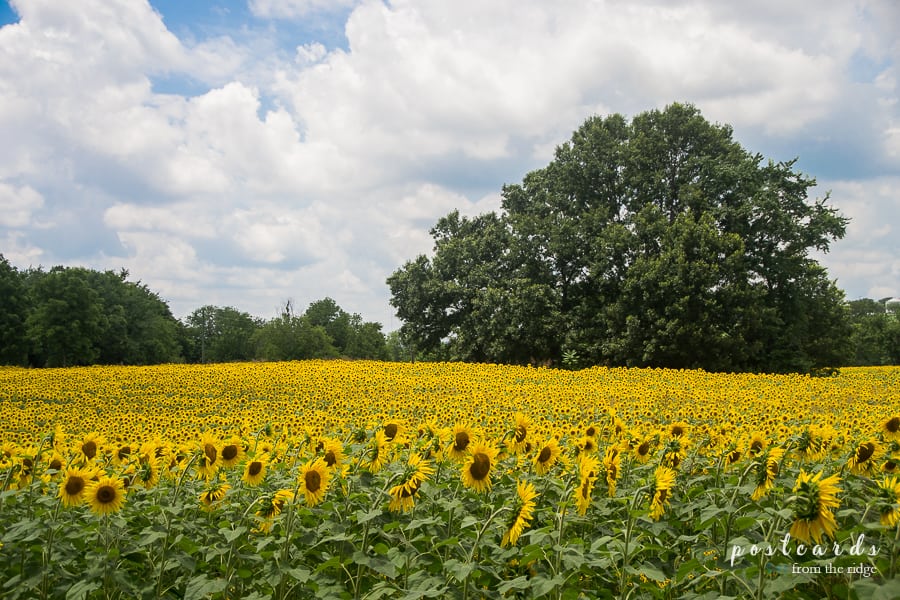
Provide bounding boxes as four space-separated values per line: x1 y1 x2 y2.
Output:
1 361 899 599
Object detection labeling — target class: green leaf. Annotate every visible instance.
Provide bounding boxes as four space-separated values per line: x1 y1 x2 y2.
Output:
65 580 101 600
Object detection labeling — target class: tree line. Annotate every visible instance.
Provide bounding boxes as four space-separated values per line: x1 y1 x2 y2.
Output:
0 256 392 367
388 103 899 372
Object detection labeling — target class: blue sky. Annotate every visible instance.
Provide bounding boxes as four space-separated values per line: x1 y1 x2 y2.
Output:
1 0 898 328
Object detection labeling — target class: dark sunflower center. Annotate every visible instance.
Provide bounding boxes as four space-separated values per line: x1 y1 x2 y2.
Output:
118 446 131 460
222 445 238 461
469 453 491 481
750 440 763 453
82 440 97 459
727 450 741 464
885 460 897 471
324 451 337 466
384 423 398 441
96 485 116 504
305 469 322 493
454 432 470 452
586 426 597 437
65 476 85 495
514 426 527 443
49 458 62 471
887 417 900 433
204 443 217 462
538 446 552 463
401 480 419 498
638 442 650 455
671 426 684 437
248 461 263 476
584 440 595 452
856 442 875 463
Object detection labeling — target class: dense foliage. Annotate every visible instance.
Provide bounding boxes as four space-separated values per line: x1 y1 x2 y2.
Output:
388 103 854 372
1 362 899 599
0 256 387 366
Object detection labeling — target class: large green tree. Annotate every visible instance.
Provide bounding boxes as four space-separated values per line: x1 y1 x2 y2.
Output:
388 103 851 372
0 255 29 365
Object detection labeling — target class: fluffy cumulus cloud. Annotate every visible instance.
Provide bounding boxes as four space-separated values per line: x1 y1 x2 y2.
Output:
0 0 898 326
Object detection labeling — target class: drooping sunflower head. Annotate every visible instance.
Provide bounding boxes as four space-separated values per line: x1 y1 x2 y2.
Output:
461 441 499 493
75 433 104 464
85 475 127 516
649 466 677 521
448 423 476 461
320 437 345 470
364 430 389 473
875 476 900 527
501 479 538 547
848 440 880 476
510 413 531 454
383 419 405 443
199 482 231 511
220 436 246 468
789 469 842 545
882 416 900 442
751 446 785 501
747 432 767 457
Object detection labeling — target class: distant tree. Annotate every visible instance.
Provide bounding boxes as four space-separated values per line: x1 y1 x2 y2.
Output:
252 300 338 361
389 103 851 372
0 255 28 365
184 305 261 363
846 298 900 365
26 266 106 367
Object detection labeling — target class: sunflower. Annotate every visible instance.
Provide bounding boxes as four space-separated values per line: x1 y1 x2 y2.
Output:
197 432 221 479
461 441 500 493
649 466 676 521
448 423 476 461
602 446 621 497
364 430 389 473
388 453 434 513
136 455 160 489
220 436 246 468
255 489 295 533
751 446 785 501
533 436 562 475
320 437 345 470
112 444 133 467
510 413 531 454
789 470 841 544
574 435 598 456
501 480 538 547
242 454 269 486
882 416 900 442
58 467 90 508
85 475 127 515
633 435 655 464
299 457 330 506
574 454 600 516
848 440 880 476
75 433 104 464
383 419 404 443
668 422 690 439
199 481 231 511
662 438 688 470
747 432 768 457
875 476 900 527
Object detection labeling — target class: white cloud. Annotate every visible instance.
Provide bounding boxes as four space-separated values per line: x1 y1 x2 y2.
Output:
1 0 898 324
0 182 44 227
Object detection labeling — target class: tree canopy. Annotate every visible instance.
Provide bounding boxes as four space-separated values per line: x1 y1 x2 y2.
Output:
388 103 853 372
